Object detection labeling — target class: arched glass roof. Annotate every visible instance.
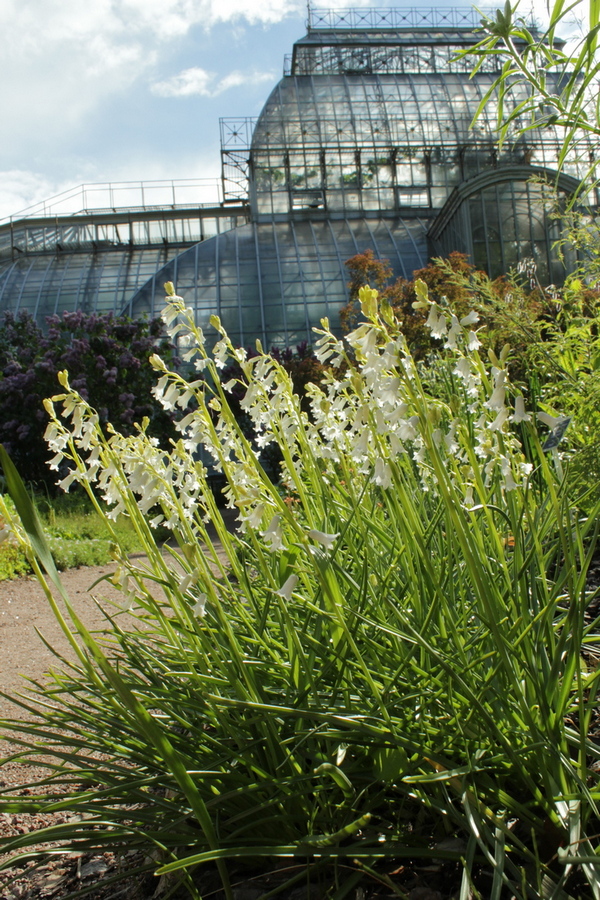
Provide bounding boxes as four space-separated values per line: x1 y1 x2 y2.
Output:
0 247 179 320
246 18 570 220
128 217 428 348
0 208 248 321
429 166 582 283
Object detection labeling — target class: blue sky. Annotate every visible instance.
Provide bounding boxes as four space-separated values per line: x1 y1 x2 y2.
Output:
0 0 579 220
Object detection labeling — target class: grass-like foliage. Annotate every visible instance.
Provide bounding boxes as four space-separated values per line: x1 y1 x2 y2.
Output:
0 538 31 580
1 282 600 898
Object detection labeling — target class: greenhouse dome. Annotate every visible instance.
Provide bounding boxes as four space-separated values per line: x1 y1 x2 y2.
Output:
0 6 591 347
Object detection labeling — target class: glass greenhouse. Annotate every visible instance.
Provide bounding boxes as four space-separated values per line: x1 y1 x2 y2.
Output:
0 7 590 348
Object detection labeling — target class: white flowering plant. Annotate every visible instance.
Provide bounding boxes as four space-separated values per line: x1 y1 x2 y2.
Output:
1 281 599 899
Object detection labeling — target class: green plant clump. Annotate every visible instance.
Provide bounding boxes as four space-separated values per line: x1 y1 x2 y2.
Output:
0 491 143 579
0 283 599 898
0 540 31 580
344 244 600 503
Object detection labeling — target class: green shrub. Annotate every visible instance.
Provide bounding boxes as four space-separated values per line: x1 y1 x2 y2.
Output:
345 249 600 507
0 283 599 898
0 490 144 579
39 498 142 557
0 540 30 580
46 535 113 570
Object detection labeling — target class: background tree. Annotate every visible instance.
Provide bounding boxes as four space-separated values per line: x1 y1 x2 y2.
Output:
341 250 477 354
0 311 178 490
341 249 558 367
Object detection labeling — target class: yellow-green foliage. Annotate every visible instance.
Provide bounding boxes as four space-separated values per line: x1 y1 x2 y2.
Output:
0 491 143 579
0 540 31 580
2 285 599 899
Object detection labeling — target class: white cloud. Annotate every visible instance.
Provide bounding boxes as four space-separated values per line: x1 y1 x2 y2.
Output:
0 170 77 221
0 154 225 221
215 70 276 94
0 0 300 49
0 0 296 155
151 66 275 97
202 0 300 26
152 67 216 97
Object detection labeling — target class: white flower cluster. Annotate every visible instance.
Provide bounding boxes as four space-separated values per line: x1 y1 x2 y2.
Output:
157 299 306 548
40 281 535 566
43 369 210 533
307 284 532 501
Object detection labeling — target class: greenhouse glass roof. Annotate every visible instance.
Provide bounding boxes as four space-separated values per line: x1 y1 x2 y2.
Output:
129 217 428 348
0 6 590 346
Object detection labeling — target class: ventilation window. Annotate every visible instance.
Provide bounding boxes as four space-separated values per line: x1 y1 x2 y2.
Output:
291 190 326 210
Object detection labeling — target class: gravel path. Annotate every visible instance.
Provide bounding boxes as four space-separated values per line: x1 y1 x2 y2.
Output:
1 561 131 724
0 530 234 900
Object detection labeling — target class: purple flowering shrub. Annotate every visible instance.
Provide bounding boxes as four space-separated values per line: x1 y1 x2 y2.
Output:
0 310 179 490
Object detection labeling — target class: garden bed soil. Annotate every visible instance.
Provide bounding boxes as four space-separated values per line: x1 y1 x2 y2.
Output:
0 556 171 899
0 527 235 900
